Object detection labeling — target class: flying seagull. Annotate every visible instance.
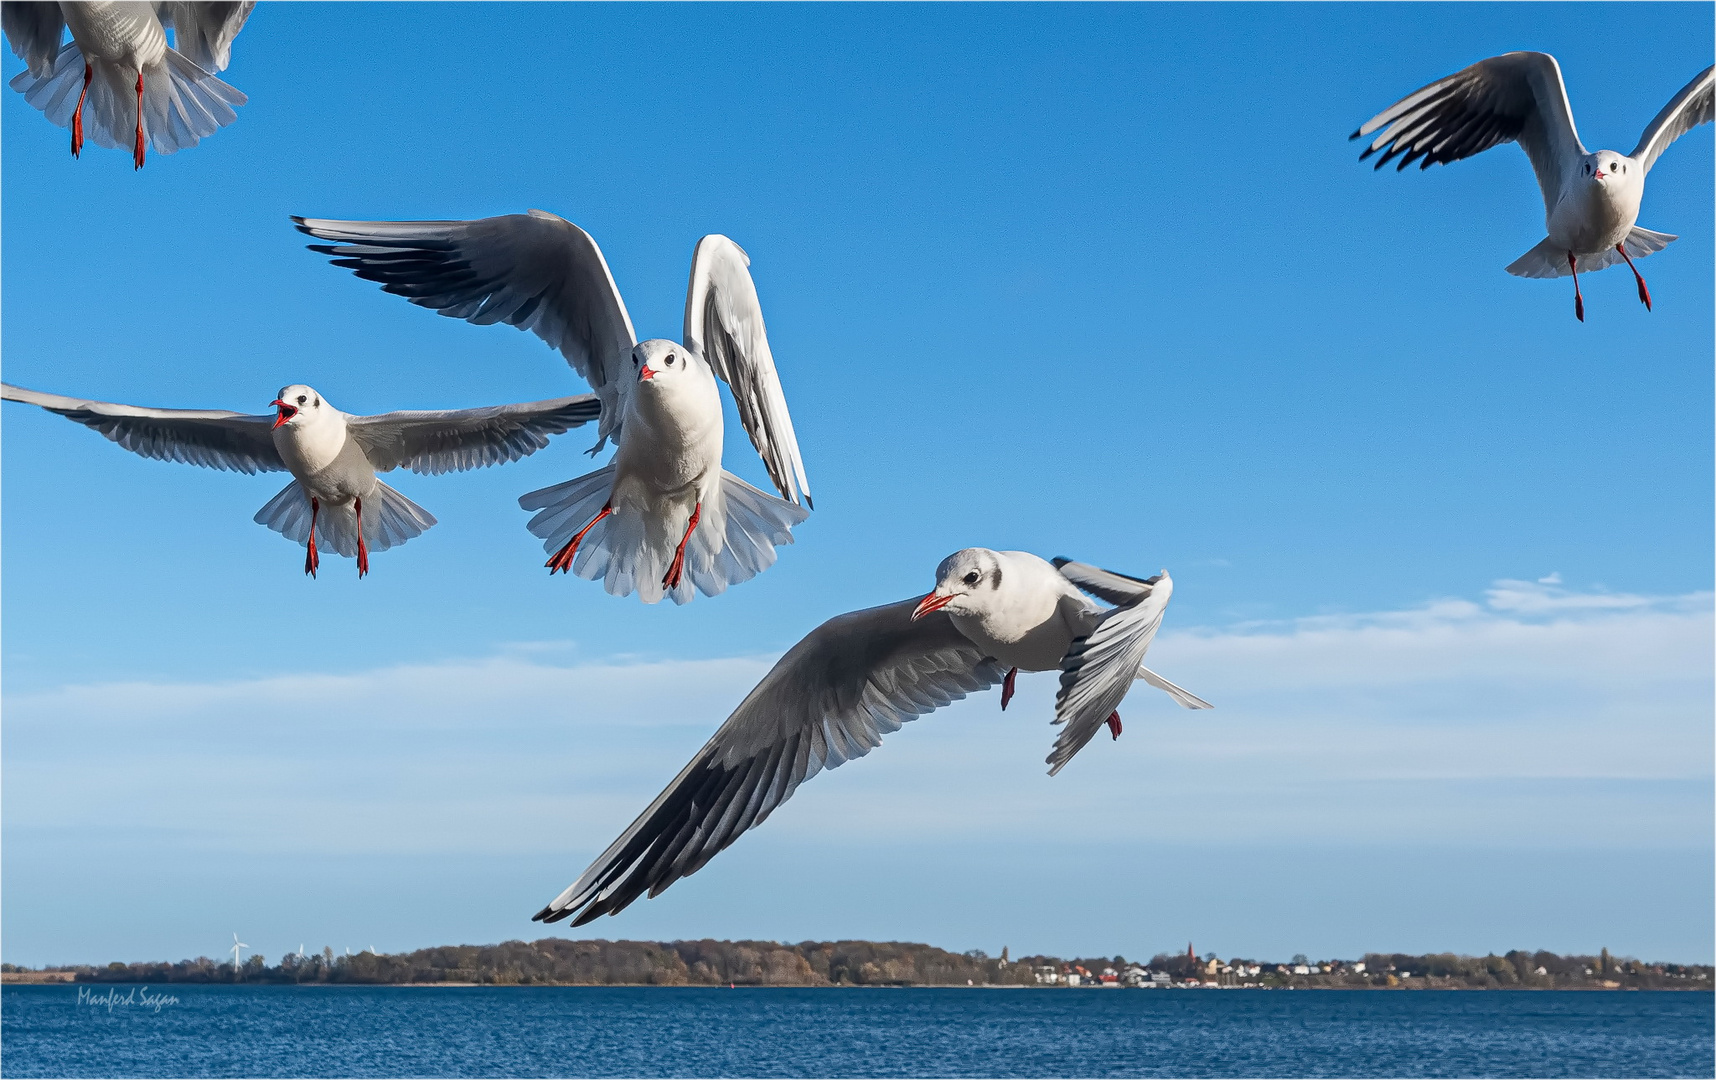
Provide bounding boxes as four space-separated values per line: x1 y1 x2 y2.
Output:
1352 52 1713 320
532 549 1209 926
3 1 253 168
2 381 598 576
294 213 813 605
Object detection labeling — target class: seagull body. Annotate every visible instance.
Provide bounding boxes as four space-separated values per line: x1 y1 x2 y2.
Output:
1353 52 1713 320
3 1 251 168
2 381 599 576
532 549 1209 926
295 213 812 605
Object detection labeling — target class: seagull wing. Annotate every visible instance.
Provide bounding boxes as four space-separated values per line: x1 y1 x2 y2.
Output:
2 382 284 474
155 2 253 72
683 235 812 508
346 395 601 475
1047 566 1174 776
1134 666 1212 711
1352 51 1586 214
294 212 639 450
533 598 1002 925
1631 65 1714 175
3 1 64 76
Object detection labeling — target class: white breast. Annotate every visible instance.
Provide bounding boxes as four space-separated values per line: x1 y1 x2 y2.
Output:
272 415 350 478
62 2 166 67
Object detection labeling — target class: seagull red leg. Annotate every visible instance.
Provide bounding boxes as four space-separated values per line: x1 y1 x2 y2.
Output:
1615 244 1652 311
304 498 320 578
662 502 702 591
132 70 145 169
354 496 369 578
546 503 611 575
1000 667 1018 710
1106 711 1122 740
70 61 91 157
1568 252 1584 322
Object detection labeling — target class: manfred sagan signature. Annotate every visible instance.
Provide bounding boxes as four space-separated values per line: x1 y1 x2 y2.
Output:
76 986 179 1013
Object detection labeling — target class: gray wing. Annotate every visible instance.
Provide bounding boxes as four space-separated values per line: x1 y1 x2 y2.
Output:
294 212 638 451
1351 51 1585 213
3 1 65 77
683 235 812 508
1135 666 1212 711
1047 566 1174 776
1053 557 1155 606
533 598 1003 925
2 382 284 474
346 395 600 475
1631 65 1714 175
155 2 252 71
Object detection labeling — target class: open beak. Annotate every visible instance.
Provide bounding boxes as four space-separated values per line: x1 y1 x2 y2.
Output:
911 591 953 621
637 365 656 382
271 399 297 429
1593 170 1605 180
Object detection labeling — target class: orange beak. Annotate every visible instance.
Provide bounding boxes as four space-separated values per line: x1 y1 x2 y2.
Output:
271 399 297 429
638 365 656 382
911 592 953 621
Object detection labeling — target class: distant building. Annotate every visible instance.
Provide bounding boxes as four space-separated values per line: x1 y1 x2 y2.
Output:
1352 963 1366 973
1293 964 1311 975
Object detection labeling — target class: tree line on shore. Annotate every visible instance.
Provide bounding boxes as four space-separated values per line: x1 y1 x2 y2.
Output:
3 941 1708 989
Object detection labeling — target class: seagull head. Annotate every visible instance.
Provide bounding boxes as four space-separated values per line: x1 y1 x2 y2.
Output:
632 340 690 388
912 547 1005 620
1582 152 1631 185
270 384 325 429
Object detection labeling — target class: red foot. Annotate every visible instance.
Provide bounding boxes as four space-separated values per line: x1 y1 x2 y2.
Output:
547 503 612 575
1568 252 1584 323
132 71 145 170
1616 243 1652 312
1000 667 1018 710
304 498 320 578
1106 712 1122 740
662 502 701 590
355 496 369 578
71 62 91 158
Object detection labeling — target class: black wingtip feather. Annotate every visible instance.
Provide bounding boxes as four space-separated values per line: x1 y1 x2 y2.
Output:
1051 556 1072 569
1347 127 1363 141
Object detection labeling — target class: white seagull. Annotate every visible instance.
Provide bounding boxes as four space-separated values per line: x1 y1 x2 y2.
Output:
294 213 813 605
3 1 252 168
532 549 1209 926
2 381 599 577
1353 52 1713 321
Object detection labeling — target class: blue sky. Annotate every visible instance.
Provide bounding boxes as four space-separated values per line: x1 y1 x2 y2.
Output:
3 3 1711 967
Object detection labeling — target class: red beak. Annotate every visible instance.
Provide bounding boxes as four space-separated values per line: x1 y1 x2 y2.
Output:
638 365 656 382
1593 170 1605 180
271 399 296 429
911 592 953 621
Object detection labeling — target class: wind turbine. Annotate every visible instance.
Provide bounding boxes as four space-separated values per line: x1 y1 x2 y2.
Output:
297 944 306 960
230 933 249 969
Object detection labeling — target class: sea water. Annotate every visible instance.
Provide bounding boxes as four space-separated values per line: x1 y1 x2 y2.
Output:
3 985 1710 1078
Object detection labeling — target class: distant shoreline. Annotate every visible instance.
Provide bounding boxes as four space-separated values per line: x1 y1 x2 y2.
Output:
6 978 1710 992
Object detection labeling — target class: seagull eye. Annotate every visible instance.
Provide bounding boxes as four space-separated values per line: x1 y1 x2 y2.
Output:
666 354 675 365
963 571 979 586
296 395 306 405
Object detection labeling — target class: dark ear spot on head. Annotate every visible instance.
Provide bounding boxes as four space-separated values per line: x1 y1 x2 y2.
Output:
313 397 320 408
989 567 1003 589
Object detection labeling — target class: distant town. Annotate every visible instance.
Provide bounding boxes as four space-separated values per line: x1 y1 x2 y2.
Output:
4 939 1710 991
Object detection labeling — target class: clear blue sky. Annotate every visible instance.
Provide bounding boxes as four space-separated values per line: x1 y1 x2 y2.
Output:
3 3 1711 968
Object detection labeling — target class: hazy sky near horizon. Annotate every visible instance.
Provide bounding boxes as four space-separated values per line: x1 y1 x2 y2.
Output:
3 3 1711 967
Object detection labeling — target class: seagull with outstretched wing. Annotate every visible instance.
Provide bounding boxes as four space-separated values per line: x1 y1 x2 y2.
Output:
294 213 813 605
3 381 598 577
1353 52 1713 321
533 548 1208 926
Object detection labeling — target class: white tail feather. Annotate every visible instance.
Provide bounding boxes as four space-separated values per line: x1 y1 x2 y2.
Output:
519 467 807 605
1507 227 1679 279
9 42 245 156
254 481 436 559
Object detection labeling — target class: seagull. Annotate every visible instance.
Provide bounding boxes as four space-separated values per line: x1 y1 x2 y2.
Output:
3 2 252 168
532 549 1209 926
294 213 813 605
2 381 599 577
1352 53 1713 321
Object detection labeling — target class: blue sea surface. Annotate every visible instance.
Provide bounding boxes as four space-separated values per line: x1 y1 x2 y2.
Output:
2 985 1711 1078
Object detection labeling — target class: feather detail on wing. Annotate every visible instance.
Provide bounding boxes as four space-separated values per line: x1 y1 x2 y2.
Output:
2 382 284 474
533 599 1002 925
294 212 637 451
1351 51 1585 213
683 235 812 508
156 1 253 72
3 2 65 77
1631 65 1714 175
346 395 600 475
1047 569 1174 776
